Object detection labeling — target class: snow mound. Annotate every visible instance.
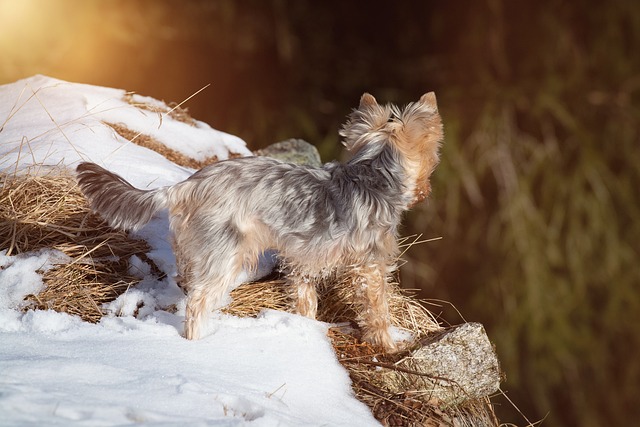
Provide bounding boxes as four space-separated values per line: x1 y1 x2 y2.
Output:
0 75 251 188
0 76 379 426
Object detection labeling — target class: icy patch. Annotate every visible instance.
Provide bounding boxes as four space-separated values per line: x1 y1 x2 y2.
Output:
389 326 416 344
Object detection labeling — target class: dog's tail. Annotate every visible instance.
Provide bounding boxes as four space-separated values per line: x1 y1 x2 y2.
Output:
76 162 169 232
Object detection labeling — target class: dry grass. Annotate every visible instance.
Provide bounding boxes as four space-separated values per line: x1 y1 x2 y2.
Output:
0 169 151 321
224 276 441 336
104 94 243 170
123 92 198 127
0 170 148 259
104 121 223 169
28 259 138 323
0 167 499 426
224 278 292 317
329 329 500 427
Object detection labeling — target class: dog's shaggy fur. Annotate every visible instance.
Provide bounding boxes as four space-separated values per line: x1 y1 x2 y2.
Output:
76 93 443 351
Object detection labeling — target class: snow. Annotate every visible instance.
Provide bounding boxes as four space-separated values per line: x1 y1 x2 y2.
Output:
0 74 250 189
0 76 380 426
0 249 69 313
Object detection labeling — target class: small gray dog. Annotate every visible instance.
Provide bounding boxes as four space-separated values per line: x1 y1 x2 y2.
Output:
76 92 443 351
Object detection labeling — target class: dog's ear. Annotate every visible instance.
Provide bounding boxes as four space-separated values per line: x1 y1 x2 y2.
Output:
341 93 387 152
359 93 378 109
419 92 438 111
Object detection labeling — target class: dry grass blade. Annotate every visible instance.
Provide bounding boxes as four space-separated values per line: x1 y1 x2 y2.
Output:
122 92 198 126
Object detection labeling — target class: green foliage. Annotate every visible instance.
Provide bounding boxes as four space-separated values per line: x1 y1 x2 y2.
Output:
406 1 640 425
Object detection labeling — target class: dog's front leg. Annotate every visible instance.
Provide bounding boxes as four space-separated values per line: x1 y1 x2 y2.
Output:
353 263 397 352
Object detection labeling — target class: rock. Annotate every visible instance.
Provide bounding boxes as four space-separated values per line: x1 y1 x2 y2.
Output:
254 139 322 167
385 323 502 405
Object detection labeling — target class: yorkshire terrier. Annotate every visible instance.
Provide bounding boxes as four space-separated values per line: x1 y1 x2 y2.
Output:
76 92 443 351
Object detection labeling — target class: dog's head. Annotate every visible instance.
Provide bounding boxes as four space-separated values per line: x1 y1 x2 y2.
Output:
340 93 443 206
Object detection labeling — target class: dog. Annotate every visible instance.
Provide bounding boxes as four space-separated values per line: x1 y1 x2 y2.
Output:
76 92 443 351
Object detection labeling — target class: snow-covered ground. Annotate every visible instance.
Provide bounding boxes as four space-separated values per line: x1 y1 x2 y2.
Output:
0 75 380 426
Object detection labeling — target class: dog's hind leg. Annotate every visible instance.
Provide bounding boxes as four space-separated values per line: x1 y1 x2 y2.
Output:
183 268 239 340
184 285 216 340
290 271 318 319
169 199 247 340
175 222 244 340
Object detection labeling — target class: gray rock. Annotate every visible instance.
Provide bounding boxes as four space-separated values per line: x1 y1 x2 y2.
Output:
254 139 322 167
385 323 502 405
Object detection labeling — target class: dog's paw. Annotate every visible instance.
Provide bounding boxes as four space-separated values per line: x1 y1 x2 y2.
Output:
184 320 200 340
362 327 398 353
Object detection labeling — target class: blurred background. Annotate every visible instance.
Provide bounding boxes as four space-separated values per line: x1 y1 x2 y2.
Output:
2 0 638 425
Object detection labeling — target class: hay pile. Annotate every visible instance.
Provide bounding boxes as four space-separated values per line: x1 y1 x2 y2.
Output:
0 168 499 426
0 168 150 322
